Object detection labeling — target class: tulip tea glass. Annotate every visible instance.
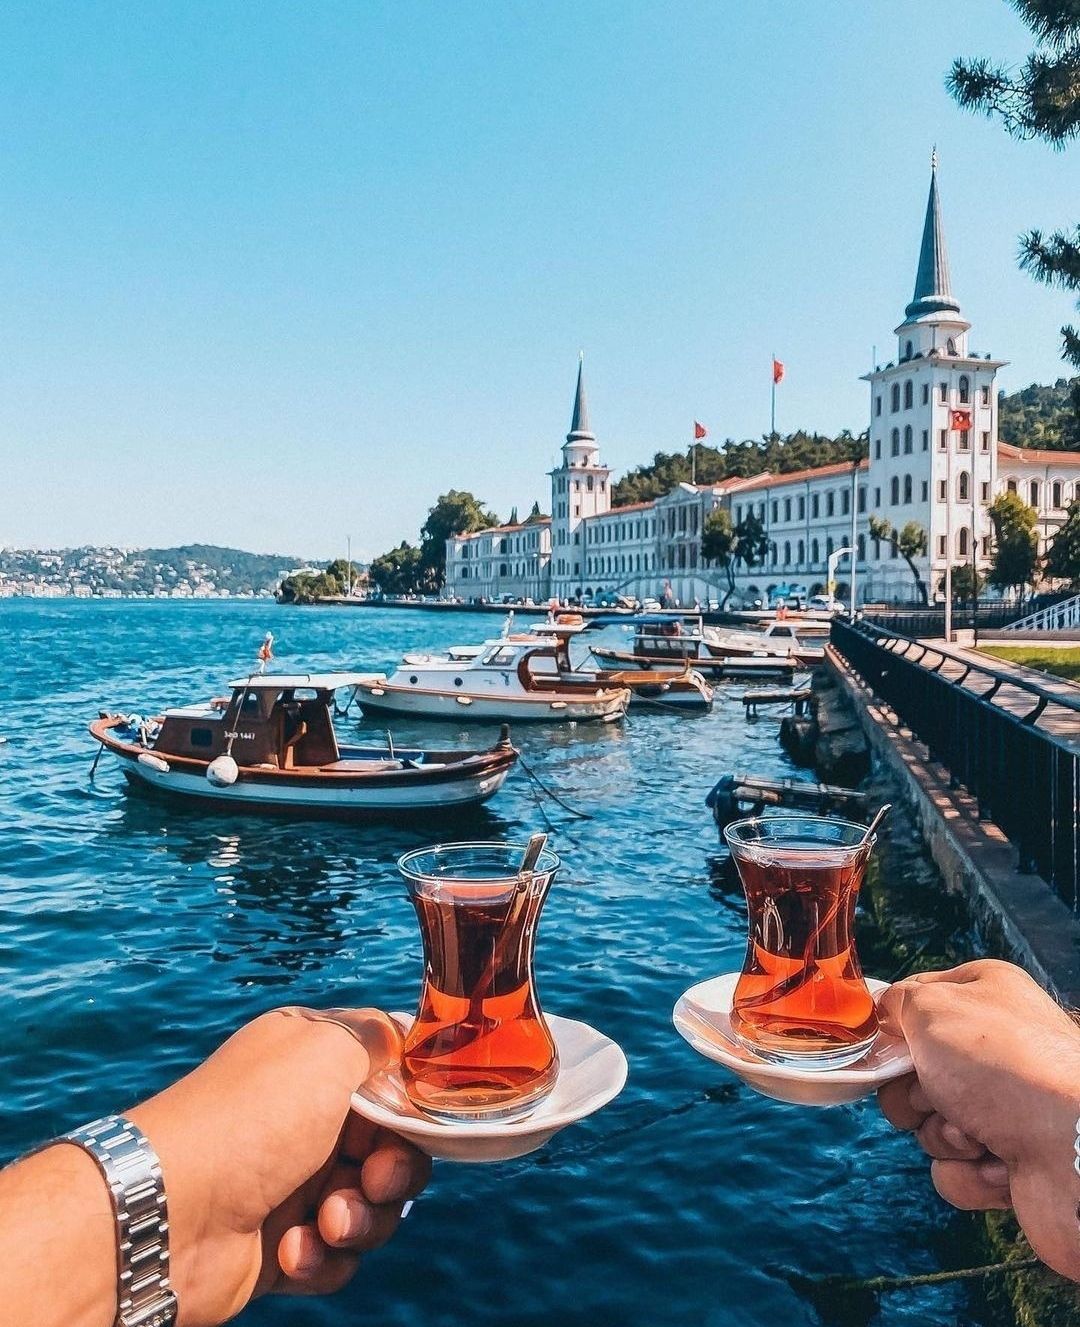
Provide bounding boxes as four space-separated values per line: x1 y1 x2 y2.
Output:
723 815 879 1070
397 841 561 1124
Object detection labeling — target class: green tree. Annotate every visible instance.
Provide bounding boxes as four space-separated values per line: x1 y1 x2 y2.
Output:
325 559 367 594
733 511 771 575
277 570 342 604
1045 499 1080 584
869 516 930 604
937 563 986 602
369 542 424 596
988 491 1040 602
419 490 498 589
701 508 738 605
998 376 1080 449
949 2 1080 388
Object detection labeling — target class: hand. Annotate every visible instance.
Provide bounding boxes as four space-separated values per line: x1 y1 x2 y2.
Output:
129 1007 431 1326
877 960 1080 1281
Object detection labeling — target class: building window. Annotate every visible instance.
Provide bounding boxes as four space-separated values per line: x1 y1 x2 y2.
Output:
1030 480 1040 507
938 479 947 501
903 425 913 454
890 477 900 504
1053 480 1063 508
811 538 820 563
826 491 835 516
903 381 913 409
937 535 947 557
958 375 970 404
922 384 929 405
771 500 779 522
874 486 881 506
798 495 805 519
958 528 969 557
857 533 866 560
903 474 912 503
939 382 948 403
980 431 990 453
1007 478 1017 494
904 339 913 359
874 438 881 459
811 494 820 518
958 472 970 502
842 488 850 515
797 539 804 563
890 383 900 411
826 536 834 557
857 487 866 513
921 480 928 501
959 429 970 452
980 481 990 502
586 476 593 491
939 429 948 451
783 541 791 565
922 429 929 451
875 396 882 416
982 385 990 406
784 497 792 521
891 428 900 457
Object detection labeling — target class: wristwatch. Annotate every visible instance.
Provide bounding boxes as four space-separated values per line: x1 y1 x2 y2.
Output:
63 1115 178 1327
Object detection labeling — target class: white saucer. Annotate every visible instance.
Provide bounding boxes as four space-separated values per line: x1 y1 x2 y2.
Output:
673 973 913 1107
350 1012 628 1163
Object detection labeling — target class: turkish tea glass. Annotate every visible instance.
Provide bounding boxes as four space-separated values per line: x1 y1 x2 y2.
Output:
723 815 879 1070
397 841 561 1123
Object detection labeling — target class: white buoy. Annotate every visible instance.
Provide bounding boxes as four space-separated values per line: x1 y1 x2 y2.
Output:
137 752 170 774
206 754 239 787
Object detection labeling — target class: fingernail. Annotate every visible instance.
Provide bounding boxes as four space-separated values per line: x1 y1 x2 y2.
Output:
335 1195 369 1242
294 1235 324 1276
979 1158 1010 1188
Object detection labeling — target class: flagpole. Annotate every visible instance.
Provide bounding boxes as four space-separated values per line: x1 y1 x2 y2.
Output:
770 352 776 439
691 423 696 485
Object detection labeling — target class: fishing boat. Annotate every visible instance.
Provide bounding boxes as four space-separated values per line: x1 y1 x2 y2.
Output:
350 638 630 723
699 621 825 666
90 673 518 818
587 614 821 672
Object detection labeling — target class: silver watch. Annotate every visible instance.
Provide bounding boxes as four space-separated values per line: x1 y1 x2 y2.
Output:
63 1114 178 1327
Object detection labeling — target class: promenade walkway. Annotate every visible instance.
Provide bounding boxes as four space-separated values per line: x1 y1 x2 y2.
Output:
911 640 1080 752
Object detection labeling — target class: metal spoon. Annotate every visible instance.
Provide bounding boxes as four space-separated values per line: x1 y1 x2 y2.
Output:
862 803 892 845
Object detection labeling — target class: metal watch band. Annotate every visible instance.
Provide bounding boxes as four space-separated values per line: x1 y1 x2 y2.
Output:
63 1114 178 1327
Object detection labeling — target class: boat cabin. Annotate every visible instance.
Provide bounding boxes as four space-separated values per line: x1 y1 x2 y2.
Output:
153 673 368 770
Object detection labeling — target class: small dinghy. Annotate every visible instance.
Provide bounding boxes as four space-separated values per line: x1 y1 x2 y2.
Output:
90 673 518 819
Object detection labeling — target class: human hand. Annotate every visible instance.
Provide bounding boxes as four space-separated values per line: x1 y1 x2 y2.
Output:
877 960 1080 1281
129 1006 431 1326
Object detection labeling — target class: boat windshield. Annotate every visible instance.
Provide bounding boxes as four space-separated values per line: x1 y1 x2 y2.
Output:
480 645 520 667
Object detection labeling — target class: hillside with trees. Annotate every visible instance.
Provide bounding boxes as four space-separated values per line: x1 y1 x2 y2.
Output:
998 377 1080 450
612 430 867 507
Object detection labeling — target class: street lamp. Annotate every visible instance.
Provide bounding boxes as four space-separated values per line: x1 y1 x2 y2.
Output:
828 545 854 609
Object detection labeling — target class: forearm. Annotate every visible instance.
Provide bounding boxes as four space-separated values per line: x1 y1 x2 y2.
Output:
0 1143 117 1327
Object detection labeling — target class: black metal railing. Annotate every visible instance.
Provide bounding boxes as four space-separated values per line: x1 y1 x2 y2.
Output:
861 603 1027 638
831 618 1080 911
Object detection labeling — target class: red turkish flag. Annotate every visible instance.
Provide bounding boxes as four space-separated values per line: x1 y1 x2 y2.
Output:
950 409 973 431
693 421 707 440
772 359 785 384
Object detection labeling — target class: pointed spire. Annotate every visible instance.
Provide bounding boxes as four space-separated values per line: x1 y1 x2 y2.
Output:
905 151 961 319
567 352 595 443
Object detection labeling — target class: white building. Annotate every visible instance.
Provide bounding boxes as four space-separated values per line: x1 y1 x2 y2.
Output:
447 159 1080 607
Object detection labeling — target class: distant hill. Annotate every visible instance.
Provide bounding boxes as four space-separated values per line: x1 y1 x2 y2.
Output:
0 543 302 597
998 377 1080 451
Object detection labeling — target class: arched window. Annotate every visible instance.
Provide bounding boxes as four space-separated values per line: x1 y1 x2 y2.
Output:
904 340 913 360
890 476 900 504
826 536 835 558
797 539 805 564
783 541 791 565
903 425 913 454
857 533 866 561
1030 480 1040 507
903 381 913 409
958 375 970 404
461 566 469 579
958 472 970 502
1006 478 1017 494
947 337 957 355
1052 481 1063 508
874 438 881 459
890 383 900 412
891 428 900 457
939 382 948 403
811 538 819 564
958 528 969 557
903 474 913 503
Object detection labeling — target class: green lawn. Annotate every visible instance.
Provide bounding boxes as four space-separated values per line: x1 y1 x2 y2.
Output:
979 645 1080 683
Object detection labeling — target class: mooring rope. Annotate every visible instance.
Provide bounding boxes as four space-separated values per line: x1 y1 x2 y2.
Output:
515 751 593 820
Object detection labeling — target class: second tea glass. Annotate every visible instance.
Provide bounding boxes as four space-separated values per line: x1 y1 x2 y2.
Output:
723 815 879 1070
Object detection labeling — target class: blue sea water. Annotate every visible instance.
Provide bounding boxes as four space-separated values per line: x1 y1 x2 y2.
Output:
0 600 975 1326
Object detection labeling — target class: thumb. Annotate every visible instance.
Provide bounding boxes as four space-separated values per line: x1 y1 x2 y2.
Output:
277 1007 405 1081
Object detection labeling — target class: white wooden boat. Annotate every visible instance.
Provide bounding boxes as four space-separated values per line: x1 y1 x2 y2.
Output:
351 639 630 723
589 614 822 672
90 673 517 818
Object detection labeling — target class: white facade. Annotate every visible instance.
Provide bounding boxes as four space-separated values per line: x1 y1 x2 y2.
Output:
446 160 1080 608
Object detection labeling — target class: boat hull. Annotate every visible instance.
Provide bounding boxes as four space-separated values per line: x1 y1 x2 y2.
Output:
352 682 628 723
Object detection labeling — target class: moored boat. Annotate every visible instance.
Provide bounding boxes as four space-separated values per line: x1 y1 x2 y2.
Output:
91 673 518 818
351 638 630 723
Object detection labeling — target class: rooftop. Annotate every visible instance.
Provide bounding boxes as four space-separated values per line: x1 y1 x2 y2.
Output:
998 441 1080 466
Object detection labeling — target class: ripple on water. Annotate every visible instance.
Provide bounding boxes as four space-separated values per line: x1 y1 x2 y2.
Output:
1 601 965 1326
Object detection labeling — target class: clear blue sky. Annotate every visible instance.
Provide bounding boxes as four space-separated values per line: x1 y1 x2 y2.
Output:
2 1 1076 560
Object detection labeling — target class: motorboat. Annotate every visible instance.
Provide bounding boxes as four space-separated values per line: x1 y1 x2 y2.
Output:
700 621 825 666
585 613 729 674
351 639 631 723
90 673 518 818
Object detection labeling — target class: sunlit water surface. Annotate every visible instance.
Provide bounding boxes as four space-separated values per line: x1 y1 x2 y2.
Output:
0 601 972 1325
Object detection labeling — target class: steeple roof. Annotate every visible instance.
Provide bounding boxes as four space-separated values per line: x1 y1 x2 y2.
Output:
905 154 961 320
567 355 595 443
